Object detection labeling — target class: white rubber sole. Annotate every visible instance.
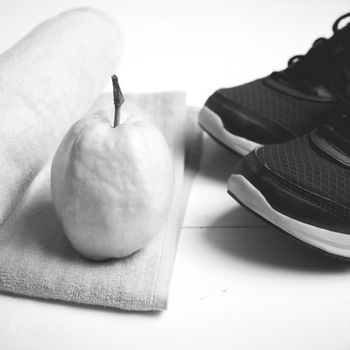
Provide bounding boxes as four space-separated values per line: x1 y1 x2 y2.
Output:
227 174 350 259
198 106 262 156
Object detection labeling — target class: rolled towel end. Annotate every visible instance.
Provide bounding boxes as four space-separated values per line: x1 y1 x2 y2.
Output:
0 7 124 227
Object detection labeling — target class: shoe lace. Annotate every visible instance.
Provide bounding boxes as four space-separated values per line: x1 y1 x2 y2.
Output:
278 13 350 102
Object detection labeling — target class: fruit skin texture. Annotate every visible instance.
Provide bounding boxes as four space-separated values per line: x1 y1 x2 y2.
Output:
51 112 174 261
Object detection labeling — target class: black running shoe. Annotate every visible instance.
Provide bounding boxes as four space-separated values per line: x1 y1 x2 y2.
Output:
227 113 350 259
199 13 350 155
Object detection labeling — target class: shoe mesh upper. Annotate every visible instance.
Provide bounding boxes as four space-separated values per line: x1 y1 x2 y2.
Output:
256 135 350 208
220 79 339 136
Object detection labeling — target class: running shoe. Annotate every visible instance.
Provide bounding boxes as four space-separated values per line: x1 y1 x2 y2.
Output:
199 13 350 155
227 113 350 259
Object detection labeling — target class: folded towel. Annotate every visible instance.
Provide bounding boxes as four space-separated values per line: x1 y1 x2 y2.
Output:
0 8 123 227
0 92 202 311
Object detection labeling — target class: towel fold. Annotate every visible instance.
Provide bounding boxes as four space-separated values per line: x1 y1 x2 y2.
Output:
0 92 202 311
0 7 123 227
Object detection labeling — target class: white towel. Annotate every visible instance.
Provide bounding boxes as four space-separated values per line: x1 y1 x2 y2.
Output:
0 7 123 226
0 92 202 311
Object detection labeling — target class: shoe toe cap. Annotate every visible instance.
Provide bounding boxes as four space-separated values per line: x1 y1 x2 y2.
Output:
230 149 350 233
205 88 293 144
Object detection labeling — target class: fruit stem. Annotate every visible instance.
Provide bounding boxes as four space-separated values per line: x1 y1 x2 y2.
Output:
111 75 124 127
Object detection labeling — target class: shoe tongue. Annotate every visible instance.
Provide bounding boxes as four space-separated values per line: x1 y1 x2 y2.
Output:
327 30 350 101
279 26 350 101
329 23 350 55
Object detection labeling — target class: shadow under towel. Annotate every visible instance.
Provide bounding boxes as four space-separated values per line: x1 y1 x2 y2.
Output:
0 91 202 311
